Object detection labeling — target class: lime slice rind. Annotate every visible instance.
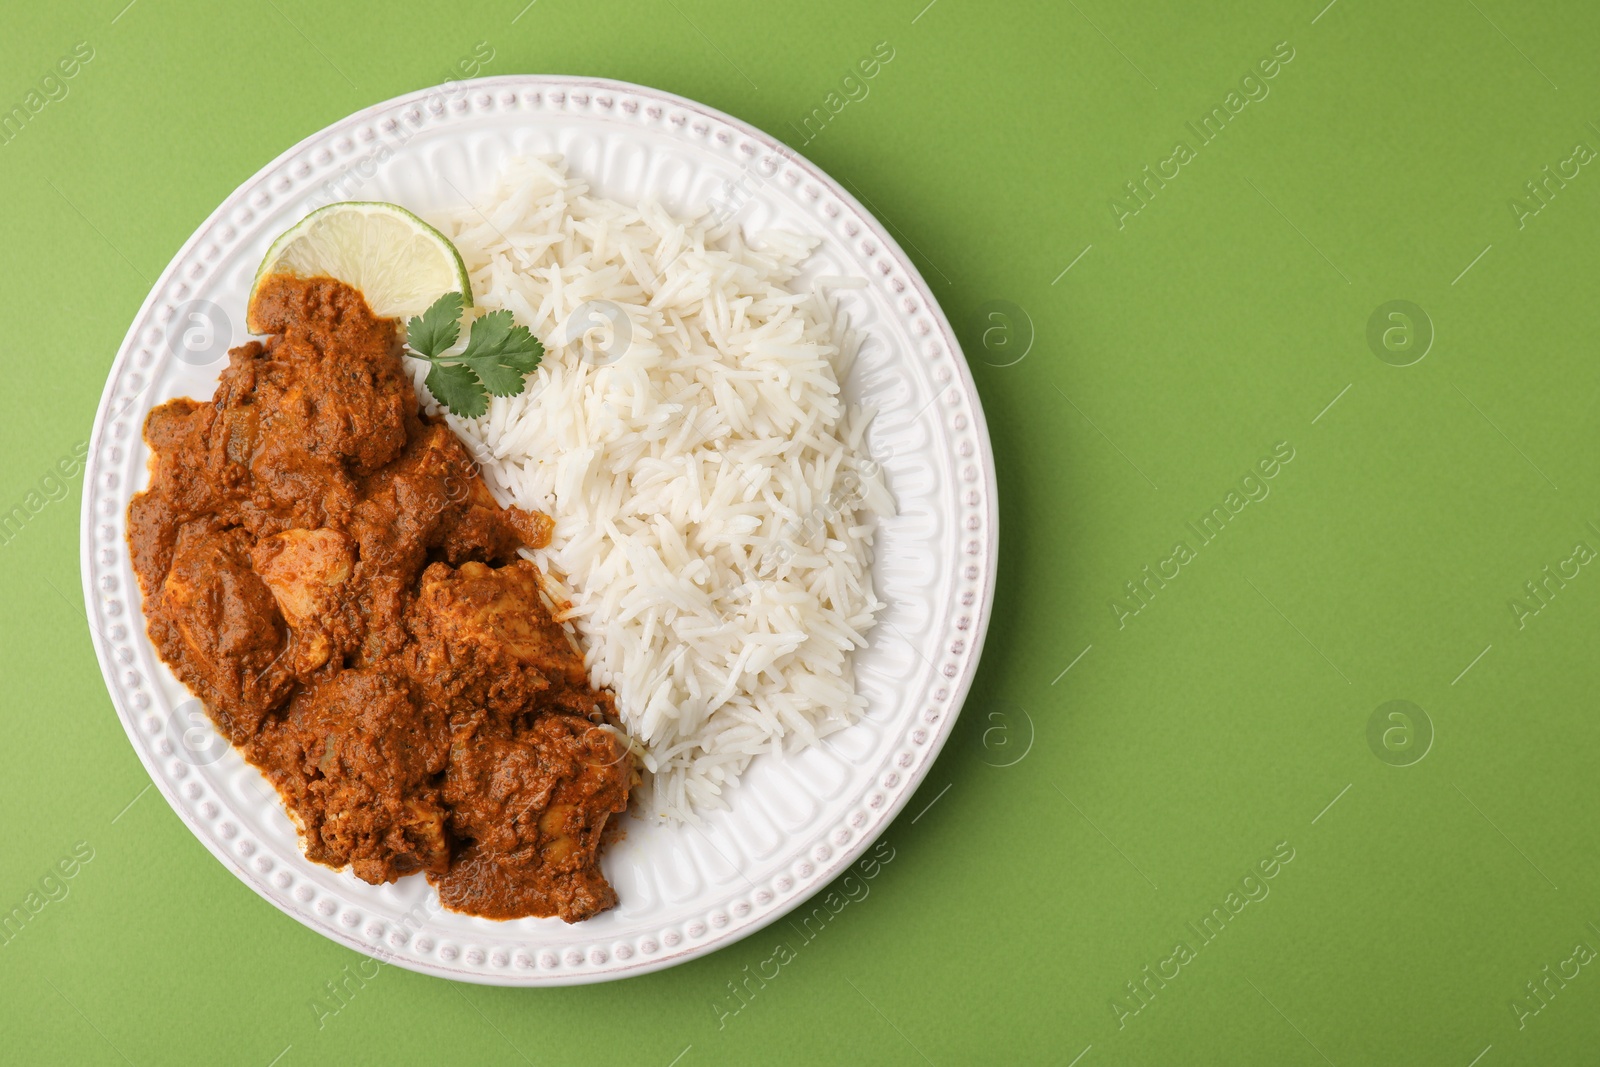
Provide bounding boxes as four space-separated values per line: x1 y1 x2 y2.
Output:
247 202 471 332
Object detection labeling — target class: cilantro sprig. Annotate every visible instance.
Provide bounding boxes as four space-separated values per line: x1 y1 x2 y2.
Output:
405 292 543 419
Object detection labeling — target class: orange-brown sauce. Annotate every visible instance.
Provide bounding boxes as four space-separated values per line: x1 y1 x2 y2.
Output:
127 274 632 922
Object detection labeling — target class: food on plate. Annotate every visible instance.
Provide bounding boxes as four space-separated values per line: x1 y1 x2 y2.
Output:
128 146 896 925
128 273 632 922
424 157 893 821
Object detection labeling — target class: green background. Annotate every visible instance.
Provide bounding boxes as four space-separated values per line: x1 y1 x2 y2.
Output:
2 0 1598 1063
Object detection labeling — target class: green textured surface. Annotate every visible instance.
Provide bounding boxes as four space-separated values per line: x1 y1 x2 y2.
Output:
3 0 1599 1063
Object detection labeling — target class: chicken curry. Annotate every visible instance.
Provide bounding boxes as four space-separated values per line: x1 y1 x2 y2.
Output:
127 274 633 922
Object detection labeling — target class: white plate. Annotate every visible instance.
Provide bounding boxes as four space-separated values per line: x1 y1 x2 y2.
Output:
80 75 996 985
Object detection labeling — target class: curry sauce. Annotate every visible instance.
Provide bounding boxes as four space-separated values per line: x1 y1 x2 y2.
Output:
127 274 633 923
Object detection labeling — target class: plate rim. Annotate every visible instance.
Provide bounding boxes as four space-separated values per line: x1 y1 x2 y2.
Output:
80 73 998 985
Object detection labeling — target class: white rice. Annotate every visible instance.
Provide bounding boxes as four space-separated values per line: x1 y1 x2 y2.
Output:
409 156 892 822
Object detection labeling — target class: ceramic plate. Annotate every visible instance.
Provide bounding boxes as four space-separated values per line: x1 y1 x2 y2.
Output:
80 75 996 984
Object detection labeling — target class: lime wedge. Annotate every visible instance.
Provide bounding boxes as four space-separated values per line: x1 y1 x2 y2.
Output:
247 202 472 332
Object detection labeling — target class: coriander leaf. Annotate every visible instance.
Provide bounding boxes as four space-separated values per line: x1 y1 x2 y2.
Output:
406 301 541 418
424 360 487 419
458 309 544 397
406 291 464 358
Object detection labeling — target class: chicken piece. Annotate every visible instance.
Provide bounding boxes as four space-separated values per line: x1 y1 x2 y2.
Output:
247 669 450 884
250 528 355 673
245 274 415 477
348 421 466 582
429 714 631 921
128 399 223 590
352 420 551 586
185 341 357 539
431 843 619 924
344 418 550 666
409 560 590 719
441 457 554 564
195 276 417 539
146 519 293 742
